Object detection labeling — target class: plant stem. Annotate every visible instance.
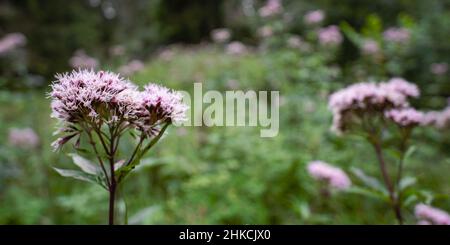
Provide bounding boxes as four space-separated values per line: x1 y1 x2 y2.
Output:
125 135 145 166
109 181 116 225
372 141 403 224
108 125 117 225
396 129 410 189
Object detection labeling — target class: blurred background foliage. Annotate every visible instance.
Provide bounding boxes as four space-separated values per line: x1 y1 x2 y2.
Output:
0 0 449 224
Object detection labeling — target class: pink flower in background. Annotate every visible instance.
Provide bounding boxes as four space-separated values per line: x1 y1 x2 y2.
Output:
128 59 144 71
258 0 282 18
69 50 98 69
329 82 381 132
119 59 145 76
415 204 450 225
8 127 39 149
423 107 450 129
385 108 425 127
287 35 303 49
435 107 450 129
307 161 351 190
211 28 231 43
329 78 419 133
383 27 410 43
176 127 188 136
109 45 125 56
258 26 273 38
362 39 379 55
226 41 247 55
0 33 26 55
329 82 408 114
304 10 325 25
422 111 441 127
430 63 448 75
159 48 174 61
318 25 343 46
226 79 239 90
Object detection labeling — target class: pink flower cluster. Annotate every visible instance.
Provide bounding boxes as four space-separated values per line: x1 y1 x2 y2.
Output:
329 78 420 132
109 45 125 56
159 48 175 62
211 28 231 43
69 50 99 69
258 0 282 18
379 77 420 98
415 204 450 225
118 59 144 77
8 128 40 149
258 26 274 38
138 84 188 130
318 25 343 46
226 41 247 55
362 39 379 55
430 63 448 75
0 33 26 55
307 161 351 190
287 35 304 49
423 107 450 129
304 10 325 25
385 108 425 127
49 70 187 150
383 27 410 43
50 70 136 123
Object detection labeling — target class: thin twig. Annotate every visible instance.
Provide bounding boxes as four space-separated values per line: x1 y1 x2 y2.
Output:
83 125 111 188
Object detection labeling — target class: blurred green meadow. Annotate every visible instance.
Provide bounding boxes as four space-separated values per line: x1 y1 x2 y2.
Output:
1 0 450 224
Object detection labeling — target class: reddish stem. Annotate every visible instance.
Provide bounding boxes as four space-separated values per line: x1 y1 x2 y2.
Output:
372 141 403 224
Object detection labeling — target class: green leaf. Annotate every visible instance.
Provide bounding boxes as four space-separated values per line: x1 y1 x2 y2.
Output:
398 14 415 28
53 167 107 190
419 191 434 204
362 14 382 37
75 148 92 154
403 194 418 208
350 167 387 194
340 22 362 46
403 146 416 165
399 176 417 191
54 167 95 184
432 194 450 201
346 186 388 202
298 202 311 220
69 153 99 175
129 206 160 225
136 157 167 170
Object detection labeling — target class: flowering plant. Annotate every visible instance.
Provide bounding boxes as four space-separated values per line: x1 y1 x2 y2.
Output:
329 77 425 224
49 69 187 224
